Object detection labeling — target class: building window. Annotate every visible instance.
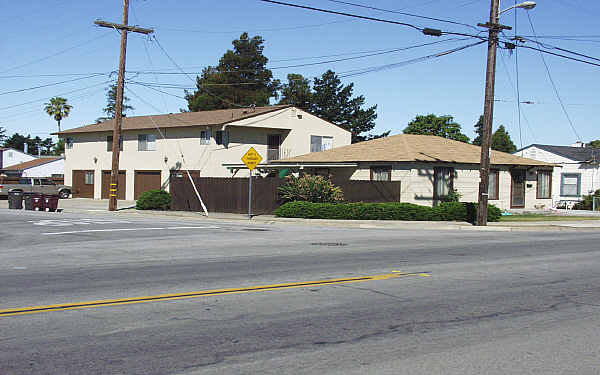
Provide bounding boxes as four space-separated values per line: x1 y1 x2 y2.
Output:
310 135 333 152
370 166 391 181
215 130 228 146
8 151 13 157
560 173 580 197
200 129 211 145
434 167 454 200
85 172 94 185
107 136 123 152
537 170 552 199
138 134 156 151
65 137 74 149
488 169 499 200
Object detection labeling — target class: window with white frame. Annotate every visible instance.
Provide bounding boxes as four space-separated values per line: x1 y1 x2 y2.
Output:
310 135 333 152
138 134 156 151
65 137 74 149
200 129 211 145
560 173 581 197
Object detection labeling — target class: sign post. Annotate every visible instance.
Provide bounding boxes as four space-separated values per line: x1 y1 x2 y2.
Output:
241 147 263 219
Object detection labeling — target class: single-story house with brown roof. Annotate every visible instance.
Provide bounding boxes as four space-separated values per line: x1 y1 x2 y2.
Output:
243 134 555 210
55 105 350 200
0 156 64 179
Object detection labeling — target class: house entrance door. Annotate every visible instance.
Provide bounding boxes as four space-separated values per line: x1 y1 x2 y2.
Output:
511 170 526 208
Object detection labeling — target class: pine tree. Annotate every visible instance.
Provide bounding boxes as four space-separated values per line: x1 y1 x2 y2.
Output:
491 125 517 153
403 114 470 143
278 73 312 110
472 115 484 146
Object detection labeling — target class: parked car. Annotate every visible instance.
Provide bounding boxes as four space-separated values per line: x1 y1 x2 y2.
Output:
0 177 72 199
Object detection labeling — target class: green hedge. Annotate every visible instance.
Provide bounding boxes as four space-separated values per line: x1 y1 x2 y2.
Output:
274 201 501 223
136 189 171 210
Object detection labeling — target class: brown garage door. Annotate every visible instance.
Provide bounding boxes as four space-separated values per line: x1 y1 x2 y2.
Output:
134 170 162 199
72 170 95 198
101 170 126 199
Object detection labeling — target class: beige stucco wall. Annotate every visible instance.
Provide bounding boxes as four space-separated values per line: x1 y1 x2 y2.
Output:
63 107 351 200
323 162 552 210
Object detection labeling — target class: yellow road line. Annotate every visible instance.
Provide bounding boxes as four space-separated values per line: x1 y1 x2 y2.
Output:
0 272 429 317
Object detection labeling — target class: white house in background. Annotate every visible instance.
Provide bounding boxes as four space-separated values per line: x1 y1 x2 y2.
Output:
56 105 351 200
1 157 64 178
516 143 600 205
0 147 36 169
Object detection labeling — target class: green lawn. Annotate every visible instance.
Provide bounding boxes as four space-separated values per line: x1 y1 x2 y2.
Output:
500 214 600 222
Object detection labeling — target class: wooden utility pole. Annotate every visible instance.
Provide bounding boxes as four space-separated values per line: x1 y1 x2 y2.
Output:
94 0 153 211
476 0 511 226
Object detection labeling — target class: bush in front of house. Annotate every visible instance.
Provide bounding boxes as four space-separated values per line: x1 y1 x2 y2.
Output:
136 189 171 210
274 201 501 222
278 175 344 203
572 189 600 210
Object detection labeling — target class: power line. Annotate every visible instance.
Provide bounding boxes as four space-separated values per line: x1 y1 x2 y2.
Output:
513 1 523 149
339 40 486 78
518 37 600 63
517 44 600 68
0 73 107 96
0 32 113 74
526 12 582 142
153 20 351 34
323 0 480 30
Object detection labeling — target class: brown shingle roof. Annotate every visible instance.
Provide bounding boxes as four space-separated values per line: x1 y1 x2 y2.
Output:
3 157 62 171
55 105 292 135
279 134 553 166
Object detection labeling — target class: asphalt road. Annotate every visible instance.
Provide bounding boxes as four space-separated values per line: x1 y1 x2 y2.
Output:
1 209 599 374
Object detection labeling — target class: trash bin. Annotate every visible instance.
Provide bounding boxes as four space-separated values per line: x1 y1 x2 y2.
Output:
23 192 34 210
30 193 44 211
43 194 59 212
8 191 23 209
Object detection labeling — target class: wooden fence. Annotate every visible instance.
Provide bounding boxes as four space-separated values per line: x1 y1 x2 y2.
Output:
170 176 401 214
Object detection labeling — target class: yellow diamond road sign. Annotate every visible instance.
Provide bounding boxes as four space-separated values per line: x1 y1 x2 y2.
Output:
241 147 263 171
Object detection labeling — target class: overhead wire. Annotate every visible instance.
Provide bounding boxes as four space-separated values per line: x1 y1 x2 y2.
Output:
0 73 108 96
525 12 582 142
513 1 523 149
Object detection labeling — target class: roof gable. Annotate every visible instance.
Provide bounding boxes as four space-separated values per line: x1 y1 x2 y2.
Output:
2 157 63 171
526 144 600 162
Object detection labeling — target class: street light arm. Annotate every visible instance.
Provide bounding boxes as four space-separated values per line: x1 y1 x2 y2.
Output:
499 1 536 15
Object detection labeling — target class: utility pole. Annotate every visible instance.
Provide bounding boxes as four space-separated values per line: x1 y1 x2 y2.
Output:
476 0 511 226
94 0 153 211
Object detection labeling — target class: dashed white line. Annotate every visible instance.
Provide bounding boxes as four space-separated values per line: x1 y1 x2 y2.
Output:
42 226 219 235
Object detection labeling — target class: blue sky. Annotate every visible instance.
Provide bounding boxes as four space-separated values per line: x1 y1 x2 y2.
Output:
1 0 598 148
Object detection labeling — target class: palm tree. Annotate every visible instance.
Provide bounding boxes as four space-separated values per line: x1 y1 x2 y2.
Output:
44 97 72 132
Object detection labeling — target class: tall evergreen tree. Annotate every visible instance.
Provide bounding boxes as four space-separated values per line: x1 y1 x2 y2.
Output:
491 125 517 153
587 139 600 148
0 126 6 143
101 83 134 120
472 115 484 146
2 133 54 155
185 33 280 111
311 70 385 143
278 73 312 110
403 114 470 143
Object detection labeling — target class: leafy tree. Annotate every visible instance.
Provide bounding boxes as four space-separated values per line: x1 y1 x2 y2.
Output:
403 114 470 143
2 133 55 155
491 125 517 153
44 97 72 132
0 126 6 143
52 138 65 155
587 139 600 148
311 70 387 143
99 83 134 122
472 115 484 146
278 73 313 110
185 33 280 111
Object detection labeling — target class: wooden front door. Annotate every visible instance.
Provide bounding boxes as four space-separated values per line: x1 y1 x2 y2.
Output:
511 170 526 208
134 170 162 199
101 170 126 199
72 170 94 198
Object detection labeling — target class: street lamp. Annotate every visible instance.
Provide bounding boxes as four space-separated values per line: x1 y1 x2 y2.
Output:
500 1 536 15
476 0 536 226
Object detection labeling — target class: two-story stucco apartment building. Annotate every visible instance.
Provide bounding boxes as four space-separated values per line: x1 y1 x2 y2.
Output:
57 105 351 200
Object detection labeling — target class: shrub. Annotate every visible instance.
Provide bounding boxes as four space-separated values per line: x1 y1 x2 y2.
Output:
573 189 600 210
278 175 344 203
136 189 171 210
439 188 462 203
274 201 501 222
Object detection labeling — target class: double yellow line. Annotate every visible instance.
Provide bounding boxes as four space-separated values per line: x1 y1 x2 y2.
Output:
0 271 430 317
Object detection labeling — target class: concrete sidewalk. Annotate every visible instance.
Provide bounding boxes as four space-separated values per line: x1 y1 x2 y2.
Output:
2 198 600 231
